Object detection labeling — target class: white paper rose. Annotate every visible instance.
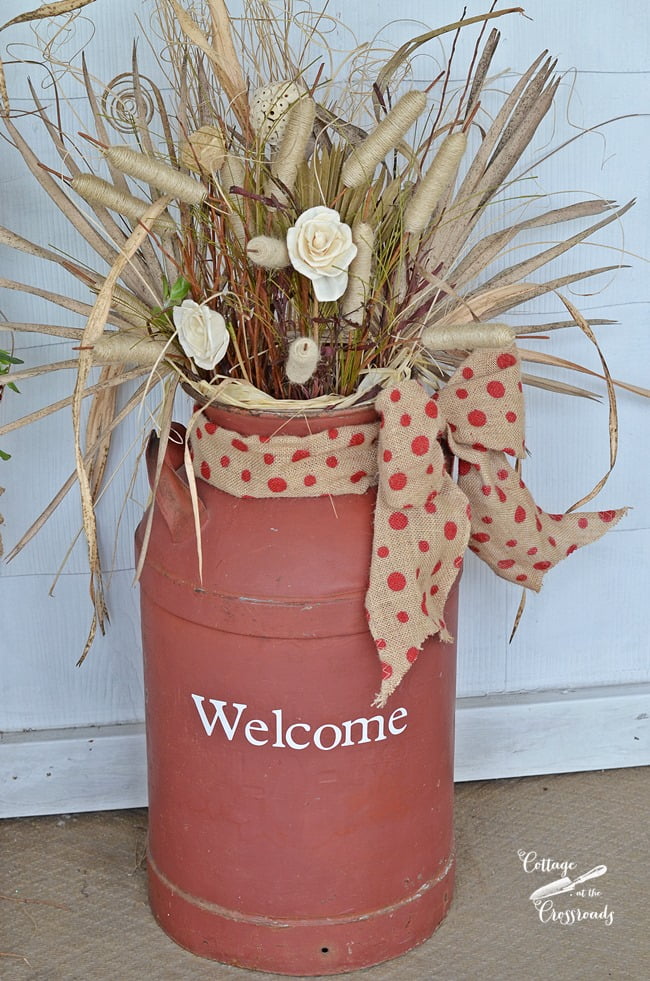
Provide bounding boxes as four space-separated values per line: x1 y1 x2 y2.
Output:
172 299 230 371
286 207 357 302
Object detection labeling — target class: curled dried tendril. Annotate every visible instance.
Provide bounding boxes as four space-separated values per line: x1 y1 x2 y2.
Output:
101 72 155 134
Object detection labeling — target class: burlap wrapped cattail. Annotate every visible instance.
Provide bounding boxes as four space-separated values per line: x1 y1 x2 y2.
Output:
219 153 247 245
422 322 516 351
103 145 207 205
246 235 290 269
91 332 173 366
71 175 177 235
404 132 467 235
180 125 227 174
285 336 319 384
269 95 317 202
341 222 375 325
341 90 427 188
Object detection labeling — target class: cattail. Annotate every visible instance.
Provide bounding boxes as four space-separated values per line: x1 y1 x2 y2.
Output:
91 332 172 366
285 336 319 384
71 174 177 236
218 153 247 245
269 95 317 200
422 322 515 351
179 125 227 174
103 145 207 205
341 90 427 188
221 152 245 190
246 235 290 269
404 132 467 235
341 223 375 324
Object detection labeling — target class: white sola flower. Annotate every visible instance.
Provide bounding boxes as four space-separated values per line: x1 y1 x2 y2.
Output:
287 207 357 302
250 81 304 147
172 299 230 371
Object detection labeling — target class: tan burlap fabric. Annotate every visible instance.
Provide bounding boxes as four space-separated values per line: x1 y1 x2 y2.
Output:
190 346 627 706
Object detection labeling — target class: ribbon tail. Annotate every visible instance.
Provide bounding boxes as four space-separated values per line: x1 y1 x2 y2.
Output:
367 472 470 707
460 450 628 591
367 379 471 707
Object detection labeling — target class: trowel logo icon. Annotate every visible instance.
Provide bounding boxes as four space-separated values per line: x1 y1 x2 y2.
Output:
529 865 607 902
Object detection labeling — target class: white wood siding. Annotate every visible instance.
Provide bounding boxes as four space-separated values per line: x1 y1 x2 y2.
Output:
1 0 648 816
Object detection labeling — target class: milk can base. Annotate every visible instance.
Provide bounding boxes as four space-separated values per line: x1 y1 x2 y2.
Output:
147 850 455 976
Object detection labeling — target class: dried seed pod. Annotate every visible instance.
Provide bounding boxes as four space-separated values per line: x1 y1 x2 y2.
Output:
246 236 290 269
285 336 319 384
404 132 467 235
104 145 207 205
71 174 177 235
250 81 305 147
341 90 427 188
180 125 227 174
422 322 515 351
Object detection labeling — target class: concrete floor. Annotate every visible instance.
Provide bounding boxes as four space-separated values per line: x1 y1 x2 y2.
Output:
1 768 648 980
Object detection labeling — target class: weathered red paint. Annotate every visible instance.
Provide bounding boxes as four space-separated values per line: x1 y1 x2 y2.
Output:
136 404 457 975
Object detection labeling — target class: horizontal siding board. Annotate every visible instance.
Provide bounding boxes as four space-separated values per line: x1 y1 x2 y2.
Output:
454 683 650 781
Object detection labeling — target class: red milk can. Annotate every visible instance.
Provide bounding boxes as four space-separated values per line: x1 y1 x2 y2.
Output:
135 403 457 975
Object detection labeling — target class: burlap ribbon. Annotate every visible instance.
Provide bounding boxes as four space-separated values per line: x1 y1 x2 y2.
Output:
190 345 626 706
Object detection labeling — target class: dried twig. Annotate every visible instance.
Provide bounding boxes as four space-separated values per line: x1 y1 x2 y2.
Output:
0 891 70 911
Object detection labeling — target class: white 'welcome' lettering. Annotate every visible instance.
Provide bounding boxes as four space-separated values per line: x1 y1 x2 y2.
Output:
191 695 247 739
190 694 409 750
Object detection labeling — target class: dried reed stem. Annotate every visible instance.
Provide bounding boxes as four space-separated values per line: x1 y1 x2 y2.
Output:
169 0 250 137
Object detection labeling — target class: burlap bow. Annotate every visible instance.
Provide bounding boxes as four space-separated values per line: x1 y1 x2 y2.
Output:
190 345 626 706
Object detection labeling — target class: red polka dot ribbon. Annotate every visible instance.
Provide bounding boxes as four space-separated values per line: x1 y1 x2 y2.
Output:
190 345 627 707
189 418 378 497
367 379 472 705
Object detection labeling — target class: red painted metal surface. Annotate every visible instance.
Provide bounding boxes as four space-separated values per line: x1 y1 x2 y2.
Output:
136 404 457 975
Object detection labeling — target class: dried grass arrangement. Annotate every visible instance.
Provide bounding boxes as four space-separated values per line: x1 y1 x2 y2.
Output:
0 0 647 652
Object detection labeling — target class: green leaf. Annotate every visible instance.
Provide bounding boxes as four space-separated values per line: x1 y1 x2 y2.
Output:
0 350 24 366
167 275 190 305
